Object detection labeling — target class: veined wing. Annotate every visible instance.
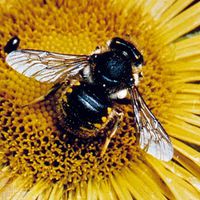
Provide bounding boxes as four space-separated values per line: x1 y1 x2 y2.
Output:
129 86 173 161
6 49 90 83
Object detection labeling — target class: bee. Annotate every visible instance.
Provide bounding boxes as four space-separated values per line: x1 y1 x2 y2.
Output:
5 36 173 161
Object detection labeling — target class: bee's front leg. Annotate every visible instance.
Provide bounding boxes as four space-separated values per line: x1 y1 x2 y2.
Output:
98 107 124 157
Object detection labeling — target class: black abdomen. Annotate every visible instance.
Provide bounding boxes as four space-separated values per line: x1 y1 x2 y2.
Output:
61 83 111 130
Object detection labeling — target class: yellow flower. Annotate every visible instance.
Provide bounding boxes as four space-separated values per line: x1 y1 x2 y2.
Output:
0 0 200 199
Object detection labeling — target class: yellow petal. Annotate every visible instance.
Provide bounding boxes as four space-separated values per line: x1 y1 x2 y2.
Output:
177 84 200 94
158 3 200 44
0 176 28 200
163 161 200 192
23 180 51 200
130 163 169 199
180 104 200 115
175 34 200 50
173 150 200 181
172 138 200 167
170 110 200 127
49 183 63 200
157 0 194 25
147 0 176 20
109 172 133 200
146 156 200 200
165 117 200 145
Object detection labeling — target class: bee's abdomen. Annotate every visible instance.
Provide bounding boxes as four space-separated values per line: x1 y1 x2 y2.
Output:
58 83 111 133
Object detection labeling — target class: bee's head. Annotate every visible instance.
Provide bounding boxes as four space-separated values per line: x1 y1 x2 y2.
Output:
108 37 144 68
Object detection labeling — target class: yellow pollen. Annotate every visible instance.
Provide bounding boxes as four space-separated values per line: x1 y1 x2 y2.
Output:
74 81 80 86
94 123 102 129
101 116 107 123
107 107 112 114
66 88 73 93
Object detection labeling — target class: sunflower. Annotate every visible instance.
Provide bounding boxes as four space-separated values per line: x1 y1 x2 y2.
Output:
0 0 200 199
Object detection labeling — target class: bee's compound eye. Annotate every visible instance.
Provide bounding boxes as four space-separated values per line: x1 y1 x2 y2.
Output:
4 36 20 54
109 37 122 49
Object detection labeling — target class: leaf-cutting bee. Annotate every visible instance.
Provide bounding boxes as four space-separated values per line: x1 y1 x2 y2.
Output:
5 36 173 161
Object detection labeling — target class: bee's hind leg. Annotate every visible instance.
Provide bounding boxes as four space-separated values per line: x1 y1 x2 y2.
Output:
99 107 124 157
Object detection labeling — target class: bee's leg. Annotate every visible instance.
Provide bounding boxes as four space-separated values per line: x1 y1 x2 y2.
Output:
100 108 124 157
22 82 67 107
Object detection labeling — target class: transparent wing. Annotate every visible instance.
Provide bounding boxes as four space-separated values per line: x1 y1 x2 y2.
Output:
6 49 90 83
129 86 173 161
